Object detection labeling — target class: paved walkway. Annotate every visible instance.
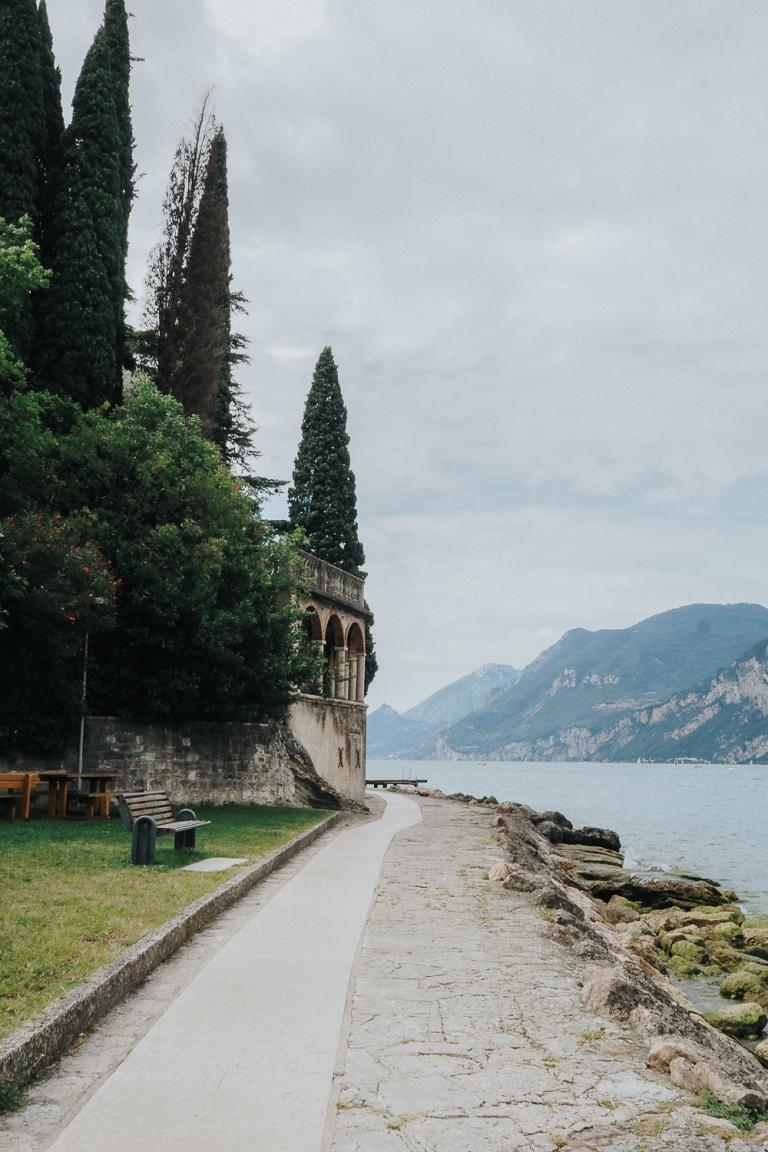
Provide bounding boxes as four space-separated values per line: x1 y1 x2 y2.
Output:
330 797 757 1152
27 792 420 1152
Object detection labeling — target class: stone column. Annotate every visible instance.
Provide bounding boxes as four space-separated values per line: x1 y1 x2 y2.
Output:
348 655 358 702
356 653 366 702
314 640 324 694
334 647 348 700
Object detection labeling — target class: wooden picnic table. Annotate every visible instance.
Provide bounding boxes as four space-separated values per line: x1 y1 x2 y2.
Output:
0 772 40 820
38 770 70 818
37 770 118 819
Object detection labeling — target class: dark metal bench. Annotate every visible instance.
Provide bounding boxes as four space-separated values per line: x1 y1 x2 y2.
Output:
118 791 211 865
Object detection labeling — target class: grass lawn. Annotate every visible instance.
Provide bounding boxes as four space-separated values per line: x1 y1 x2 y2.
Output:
0 805 329 1040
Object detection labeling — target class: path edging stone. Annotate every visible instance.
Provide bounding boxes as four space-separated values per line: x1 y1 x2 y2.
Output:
0 811 343 1090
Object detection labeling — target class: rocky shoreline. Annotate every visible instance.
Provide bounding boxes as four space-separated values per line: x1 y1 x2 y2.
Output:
404 785 768 1134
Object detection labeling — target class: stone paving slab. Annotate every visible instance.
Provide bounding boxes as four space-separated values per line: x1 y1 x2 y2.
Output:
328 797 760 1152
181 856 246 872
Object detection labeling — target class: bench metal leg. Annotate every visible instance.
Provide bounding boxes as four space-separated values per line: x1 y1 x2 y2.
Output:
132 817 157 865
174 828 196 850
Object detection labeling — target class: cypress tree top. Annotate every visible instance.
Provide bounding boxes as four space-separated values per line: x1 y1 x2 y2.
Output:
36 1 65 264
173 127 231 444
288 347 366 575
0 0 45 225
34 7 130 407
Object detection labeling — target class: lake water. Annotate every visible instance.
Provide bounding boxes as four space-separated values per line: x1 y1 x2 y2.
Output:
368 760 768 916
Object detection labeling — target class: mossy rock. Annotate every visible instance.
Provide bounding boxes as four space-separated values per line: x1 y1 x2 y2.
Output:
706 940 746 972
658 927 706 953
611 895 641 911
668 954 702 979
705 1001 768 1039
671 940 707 964
743 921 768 959
711 921 745 946
719 970 768 1005
700 965 724 978
741 959 768 975
681 906 744 929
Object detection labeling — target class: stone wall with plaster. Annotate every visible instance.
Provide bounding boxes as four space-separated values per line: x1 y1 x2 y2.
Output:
290 695 367 804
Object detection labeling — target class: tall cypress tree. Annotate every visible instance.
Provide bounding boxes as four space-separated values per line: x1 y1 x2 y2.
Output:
169 127 251 460
288 346 366 574
0 0 45 226
103 0 133 359
34 7 130 407
0 0 46 356
35 1 64 322
171 128 230 442
144 100 216 394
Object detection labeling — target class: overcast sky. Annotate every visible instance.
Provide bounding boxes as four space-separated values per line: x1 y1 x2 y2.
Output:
51 0 768 712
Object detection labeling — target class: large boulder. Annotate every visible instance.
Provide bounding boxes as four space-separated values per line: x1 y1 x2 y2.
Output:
704 1001 768 1039
589 872 729 910
576 826 621 851
531 810 573 830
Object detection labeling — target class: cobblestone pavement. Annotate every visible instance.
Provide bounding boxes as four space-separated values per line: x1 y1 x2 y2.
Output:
329 797 762 1152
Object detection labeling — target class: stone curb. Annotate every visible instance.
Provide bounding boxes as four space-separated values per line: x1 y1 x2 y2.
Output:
0 810 344 1089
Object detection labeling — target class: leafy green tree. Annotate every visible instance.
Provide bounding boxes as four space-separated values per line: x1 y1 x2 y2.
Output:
0 216 50 395
288 346 366 574
0 512 116 753
0 377 316 747
34 5 132 407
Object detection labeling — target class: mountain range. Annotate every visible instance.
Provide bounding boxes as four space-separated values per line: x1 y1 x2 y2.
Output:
368 603 768 763
367 663 520 759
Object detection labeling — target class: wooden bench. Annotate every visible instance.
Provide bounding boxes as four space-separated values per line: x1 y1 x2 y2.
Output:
118 791 211 865
0 772 40 820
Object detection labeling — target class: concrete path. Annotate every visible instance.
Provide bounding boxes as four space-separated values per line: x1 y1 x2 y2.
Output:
42 792 421 1152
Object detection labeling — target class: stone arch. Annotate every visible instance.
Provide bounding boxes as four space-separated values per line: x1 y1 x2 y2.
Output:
303 605 323 644
346 622 365 655
302 606 324 694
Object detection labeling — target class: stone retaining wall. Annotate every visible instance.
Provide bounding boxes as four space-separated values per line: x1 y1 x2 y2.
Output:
0 718 348 809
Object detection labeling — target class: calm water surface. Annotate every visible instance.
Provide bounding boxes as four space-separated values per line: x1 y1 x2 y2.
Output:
368 760 768 916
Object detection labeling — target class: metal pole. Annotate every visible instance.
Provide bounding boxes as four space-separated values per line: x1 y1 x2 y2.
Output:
77 630 89 782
